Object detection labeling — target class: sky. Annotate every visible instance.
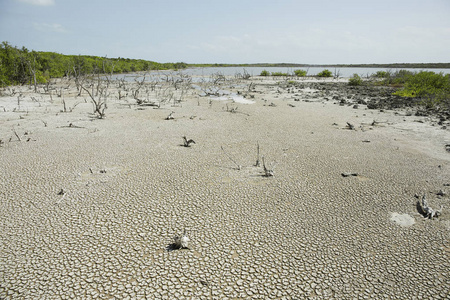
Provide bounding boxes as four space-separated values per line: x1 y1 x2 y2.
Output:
1 0 449 64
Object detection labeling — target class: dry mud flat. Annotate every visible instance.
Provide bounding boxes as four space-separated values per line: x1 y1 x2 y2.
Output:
0 77 449 299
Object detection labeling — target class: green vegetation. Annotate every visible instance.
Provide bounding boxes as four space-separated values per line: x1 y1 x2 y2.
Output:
294 69 307 77
386 70 415 85
374 71 388 78
271 72 289 76
348 74 363 86
260 70 270 76
393 71 450 108
0 41 186 87
317 69 333 77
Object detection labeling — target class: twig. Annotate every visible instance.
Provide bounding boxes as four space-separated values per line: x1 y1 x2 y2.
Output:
221 146 241 170
165 111 175 120
12 128 21 141
346 122 355 130
255 141 260 167
262 156 274 177
182 136 195 147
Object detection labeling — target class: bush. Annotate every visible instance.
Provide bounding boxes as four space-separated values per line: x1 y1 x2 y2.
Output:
317 69 332 77
271 72 289 76
294 69 307 77
390 70 415 85
260 70 270 76
394 71 450 108
374 71 388 78
348 74 363 86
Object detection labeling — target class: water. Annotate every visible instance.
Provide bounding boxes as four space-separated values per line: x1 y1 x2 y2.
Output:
110 66 450 82
181 66 450 78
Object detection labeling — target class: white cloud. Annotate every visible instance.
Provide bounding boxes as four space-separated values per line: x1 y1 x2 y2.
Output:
17 0 55 6
33 22 66 33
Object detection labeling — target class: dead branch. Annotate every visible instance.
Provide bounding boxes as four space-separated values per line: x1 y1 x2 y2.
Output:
255 141 261 167
12 128 21 141
182 136 195 147
262 156 274 177
346 122 355 130
165 111 175 120
221 146 241 170
81 82 107 119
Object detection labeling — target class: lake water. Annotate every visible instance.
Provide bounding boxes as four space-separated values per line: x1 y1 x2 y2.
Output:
111 66 450 82
181 66 450 78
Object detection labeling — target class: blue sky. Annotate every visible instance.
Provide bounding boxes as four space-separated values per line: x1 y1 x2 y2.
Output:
1 0 449 64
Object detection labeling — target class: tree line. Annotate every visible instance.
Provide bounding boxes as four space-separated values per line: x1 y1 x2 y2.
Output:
0 41 187 87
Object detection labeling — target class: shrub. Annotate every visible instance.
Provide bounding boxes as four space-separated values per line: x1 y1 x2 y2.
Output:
390 70 415 84
294 69 307 77
394 71 449 98
393 71 450 108
260 70 270 76
348 74 363 86
317 69 332 77
271 72 289 76
374 71 388 78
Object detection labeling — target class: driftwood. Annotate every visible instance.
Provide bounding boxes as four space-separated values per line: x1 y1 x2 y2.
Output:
419 194 443 219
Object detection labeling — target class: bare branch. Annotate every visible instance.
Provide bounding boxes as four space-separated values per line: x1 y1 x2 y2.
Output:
221 146 241 170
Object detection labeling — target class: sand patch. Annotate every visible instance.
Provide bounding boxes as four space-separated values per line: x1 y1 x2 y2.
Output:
390 212 415 227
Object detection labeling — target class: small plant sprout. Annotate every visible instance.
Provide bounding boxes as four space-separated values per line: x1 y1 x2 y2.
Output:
173 230 189 249
182 136 195 147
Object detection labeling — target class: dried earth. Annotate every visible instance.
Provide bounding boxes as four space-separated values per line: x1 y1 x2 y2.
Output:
0 75 449 299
